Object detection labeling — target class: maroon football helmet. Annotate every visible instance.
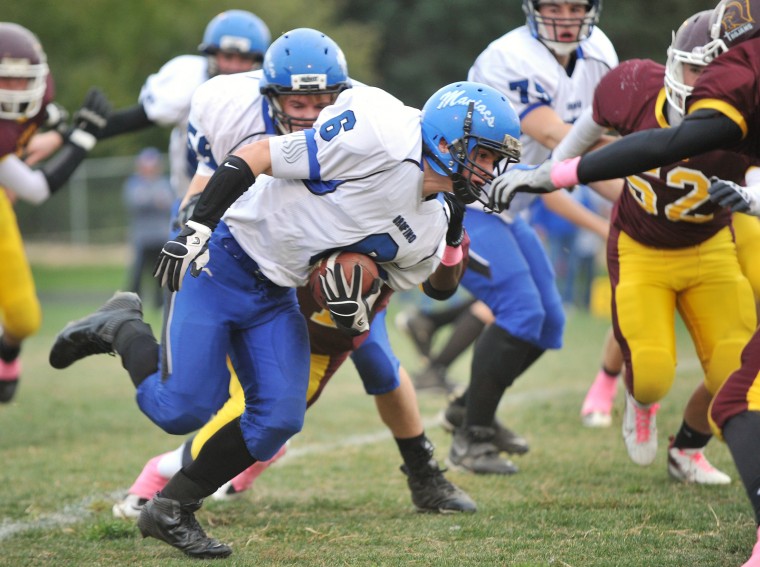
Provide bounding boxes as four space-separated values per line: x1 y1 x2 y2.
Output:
664 10 716 116
0 23 48 120
709 0 760 51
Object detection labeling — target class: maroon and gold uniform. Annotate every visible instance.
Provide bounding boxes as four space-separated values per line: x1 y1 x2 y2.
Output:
592 59 756 404
0 76 54 345
687 37 760 435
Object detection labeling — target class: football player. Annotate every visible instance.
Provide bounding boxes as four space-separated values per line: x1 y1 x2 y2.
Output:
0 22 109 402
24 9 270 199
488 1 760 562
440 0 619 475
110 28 476 523
47 30 523 560
548 10 757 482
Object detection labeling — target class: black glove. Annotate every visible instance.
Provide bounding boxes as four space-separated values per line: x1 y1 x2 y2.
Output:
154 220 212 292
65 88 111 150
708 176 760 215
319 264 382 336
442 192 466 246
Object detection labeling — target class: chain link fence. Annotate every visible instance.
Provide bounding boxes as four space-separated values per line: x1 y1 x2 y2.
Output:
16 155 151 245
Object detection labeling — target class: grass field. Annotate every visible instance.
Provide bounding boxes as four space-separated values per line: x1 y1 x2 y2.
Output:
0 261 756 566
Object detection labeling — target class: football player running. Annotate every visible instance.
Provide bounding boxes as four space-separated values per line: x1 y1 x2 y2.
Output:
551 10 756 482
25 9 270 199
111 28 476 524
48 30 523 560
488 1 760 563
0 22 110 403
441 0 618 475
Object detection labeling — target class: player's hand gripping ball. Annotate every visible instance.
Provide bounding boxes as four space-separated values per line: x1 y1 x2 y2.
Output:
310 251 381 336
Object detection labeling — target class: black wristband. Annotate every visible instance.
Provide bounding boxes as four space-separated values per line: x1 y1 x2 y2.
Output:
422 278 457 301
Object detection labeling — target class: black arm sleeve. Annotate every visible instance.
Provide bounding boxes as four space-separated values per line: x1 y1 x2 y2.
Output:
39 143 87 195
577 110 744 184
189 155 256 230
98 103 154 139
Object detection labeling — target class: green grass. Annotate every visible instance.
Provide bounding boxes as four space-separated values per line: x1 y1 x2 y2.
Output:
0 263 755 566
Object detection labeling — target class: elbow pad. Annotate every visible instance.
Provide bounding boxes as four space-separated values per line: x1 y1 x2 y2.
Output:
190 155 256 230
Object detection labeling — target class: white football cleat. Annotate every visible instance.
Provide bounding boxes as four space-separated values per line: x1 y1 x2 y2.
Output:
667 437 731 485
112 493 147 519
622 391 659 466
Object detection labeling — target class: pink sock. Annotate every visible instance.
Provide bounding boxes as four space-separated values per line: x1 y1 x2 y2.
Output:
127 452 172 500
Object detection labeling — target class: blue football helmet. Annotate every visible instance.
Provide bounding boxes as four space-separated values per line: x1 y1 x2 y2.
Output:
259 28 351 134
198 10 271 75
523 0 601 56
421 81 522 208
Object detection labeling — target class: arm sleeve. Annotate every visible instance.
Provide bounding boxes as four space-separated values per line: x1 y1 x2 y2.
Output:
189 154 255 230
39 143 88 196
552 107 606 162
577 110 743 184
0 155 51 205
98 104 154 139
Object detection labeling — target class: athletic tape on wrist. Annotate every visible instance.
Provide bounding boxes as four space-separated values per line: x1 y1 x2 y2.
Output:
441 244 463 267
550 156 581 188
67 129 97 151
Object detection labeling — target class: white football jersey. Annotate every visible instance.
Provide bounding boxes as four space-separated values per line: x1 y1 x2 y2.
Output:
220 87 449 291
469 25 617 216
187 69 275 179
139 54 210 195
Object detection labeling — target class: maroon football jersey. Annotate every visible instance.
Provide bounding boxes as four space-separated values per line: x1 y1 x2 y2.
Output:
689 38 760 160
296 284 393 356
0 74 54 158
593 59 755 248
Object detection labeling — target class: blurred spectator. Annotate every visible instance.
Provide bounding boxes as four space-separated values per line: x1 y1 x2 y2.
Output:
122 148 174 307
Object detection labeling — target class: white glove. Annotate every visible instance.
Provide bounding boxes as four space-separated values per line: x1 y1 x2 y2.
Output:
153 220 212 292
708 177 760 216
488 162 558 213
319 263 381 336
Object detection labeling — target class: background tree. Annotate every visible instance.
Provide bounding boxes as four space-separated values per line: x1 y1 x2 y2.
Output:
337 0 719 106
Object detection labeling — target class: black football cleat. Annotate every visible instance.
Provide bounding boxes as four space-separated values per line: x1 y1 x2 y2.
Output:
138 496 232 559
440 401 529 455
447 426 519 475
401 459 477 514
49 291 142 369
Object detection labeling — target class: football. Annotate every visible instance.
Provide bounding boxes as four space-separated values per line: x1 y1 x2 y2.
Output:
309 251 380 309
